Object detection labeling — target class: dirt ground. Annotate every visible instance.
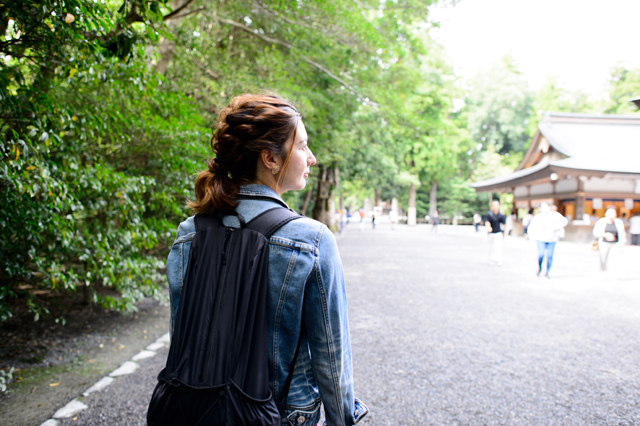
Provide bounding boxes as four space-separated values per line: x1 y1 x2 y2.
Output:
0 293 170 426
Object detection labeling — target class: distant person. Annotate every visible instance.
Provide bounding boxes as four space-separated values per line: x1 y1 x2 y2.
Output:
505 212 516 236
359 209 365 231
371 212 376 229
339 209 347 234
484 200 506 265
431 210 440 233
621 212 630 226
473 211 482 232
590 211 599 224
389 209 398 230
527 203 568 278
630 212 640 246
593 207 627 271
550 204 565 239
522 208 534 240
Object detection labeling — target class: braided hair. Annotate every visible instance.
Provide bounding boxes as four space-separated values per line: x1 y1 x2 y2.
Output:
188 93 301 214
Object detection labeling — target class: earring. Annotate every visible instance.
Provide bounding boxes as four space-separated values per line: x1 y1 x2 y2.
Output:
272 165 280 175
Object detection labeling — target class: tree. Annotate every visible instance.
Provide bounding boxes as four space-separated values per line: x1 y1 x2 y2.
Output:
603 63 640 115
0 0 208 320
526 76 598 136
466 54 533 155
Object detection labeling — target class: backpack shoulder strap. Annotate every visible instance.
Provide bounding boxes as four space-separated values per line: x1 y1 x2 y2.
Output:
246 207 303 238
193 213 218 232
194 211 247 232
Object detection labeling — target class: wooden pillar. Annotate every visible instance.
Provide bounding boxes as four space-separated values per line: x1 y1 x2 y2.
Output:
576 179 586 220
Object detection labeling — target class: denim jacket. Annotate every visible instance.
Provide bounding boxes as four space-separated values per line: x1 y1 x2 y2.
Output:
167 184 367 426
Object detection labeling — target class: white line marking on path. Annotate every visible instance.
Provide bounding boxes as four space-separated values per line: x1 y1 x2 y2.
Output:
83 376 115 396
146 341 166 351
41 329 169 425
109 361 139 377
52 399 89 418
131 350 157 361
156 332 171 343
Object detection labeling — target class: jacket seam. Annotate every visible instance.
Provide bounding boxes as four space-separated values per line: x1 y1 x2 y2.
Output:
273 249 300 400
270 238 318 254
314 226 346 425
173 232 195 246
178 242 184 291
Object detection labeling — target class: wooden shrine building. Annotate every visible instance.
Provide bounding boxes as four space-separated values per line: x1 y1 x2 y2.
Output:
471 112 640 240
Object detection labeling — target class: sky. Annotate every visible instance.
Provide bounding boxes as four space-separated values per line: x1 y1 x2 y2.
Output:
428 0 640 96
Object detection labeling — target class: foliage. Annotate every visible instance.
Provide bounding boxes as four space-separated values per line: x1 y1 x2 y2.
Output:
466 54 533 155
0 0 210 320
2 0 470 320
526 76 599 136
0 367 15 394
603 63 640 115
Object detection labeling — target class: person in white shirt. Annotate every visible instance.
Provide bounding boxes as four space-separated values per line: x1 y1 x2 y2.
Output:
473 212 482 232
522 209 534 240
527 203 568 278
629 212 640 246
593 207 627 271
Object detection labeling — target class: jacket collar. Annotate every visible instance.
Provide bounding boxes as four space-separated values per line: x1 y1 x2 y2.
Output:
238 184 289 208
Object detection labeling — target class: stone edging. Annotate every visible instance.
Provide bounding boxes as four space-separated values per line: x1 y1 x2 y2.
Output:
38 333 170 426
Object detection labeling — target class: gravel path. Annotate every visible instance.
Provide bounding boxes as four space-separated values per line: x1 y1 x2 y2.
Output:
345 224 640 425
43 223 640 425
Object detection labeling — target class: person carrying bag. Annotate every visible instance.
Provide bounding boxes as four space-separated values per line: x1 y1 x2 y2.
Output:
148 93 367 426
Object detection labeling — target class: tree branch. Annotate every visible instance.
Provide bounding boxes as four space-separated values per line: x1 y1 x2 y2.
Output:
167 6 205 20
253 0 365 50
214 16 369 101
163 0 197 21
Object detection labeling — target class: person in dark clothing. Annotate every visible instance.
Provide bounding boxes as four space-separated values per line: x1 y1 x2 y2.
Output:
593 207 627 271
484 200 506 265
431 210 440 233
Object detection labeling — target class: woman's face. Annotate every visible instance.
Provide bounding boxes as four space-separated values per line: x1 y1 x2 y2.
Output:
280 120 316 193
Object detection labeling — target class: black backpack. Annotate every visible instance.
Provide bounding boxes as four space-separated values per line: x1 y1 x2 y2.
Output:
148 207 303 426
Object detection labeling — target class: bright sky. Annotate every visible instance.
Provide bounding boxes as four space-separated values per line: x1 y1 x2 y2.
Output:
428 0 640 96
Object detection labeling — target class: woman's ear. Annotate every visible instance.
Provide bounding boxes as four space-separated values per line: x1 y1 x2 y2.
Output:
260 149 279 171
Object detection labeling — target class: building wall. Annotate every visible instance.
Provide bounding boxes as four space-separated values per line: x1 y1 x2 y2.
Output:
530 182 554 196
555 178 578 193
514 186 528 197
584 177 636 193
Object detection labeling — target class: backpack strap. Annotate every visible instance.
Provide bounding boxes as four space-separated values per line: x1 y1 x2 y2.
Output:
246 207 303 238
193 213 218 232
194 211 247 232
246 207 305 409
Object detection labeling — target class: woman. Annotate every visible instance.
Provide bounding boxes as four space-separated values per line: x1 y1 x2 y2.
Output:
593 207 627 271
527 203 568 278
166 94 366 426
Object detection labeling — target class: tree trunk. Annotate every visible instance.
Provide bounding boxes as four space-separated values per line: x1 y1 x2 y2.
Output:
327 168 339 229
152 0 186 75
312 166 338 228
407 183 417 226
312 166 328 225
429 181 438 216
301 183 314 216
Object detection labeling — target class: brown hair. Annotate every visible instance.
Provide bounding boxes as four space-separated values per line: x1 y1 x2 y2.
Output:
188 93 301 214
